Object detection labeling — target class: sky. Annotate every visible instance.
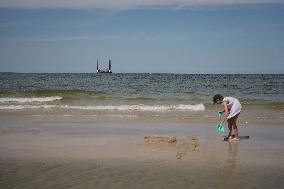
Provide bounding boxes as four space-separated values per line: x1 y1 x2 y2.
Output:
0 0 284 73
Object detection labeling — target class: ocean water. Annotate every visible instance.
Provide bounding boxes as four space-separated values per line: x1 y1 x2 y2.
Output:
0 73 283 112
1 73 284 189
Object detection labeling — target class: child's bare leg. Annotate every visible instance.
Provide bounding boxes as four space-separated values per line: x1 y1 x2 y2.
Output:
232 124 239 138
230 114 240 141
227 119 233 138
232 114 239 139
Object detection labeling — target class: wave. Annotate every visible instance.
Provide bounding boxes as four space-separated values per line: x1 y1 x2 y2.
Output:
0 104 205 111
0 96 62 103
0 89 106 95
126 97 157 102
65 104 205 111
0 105 56 110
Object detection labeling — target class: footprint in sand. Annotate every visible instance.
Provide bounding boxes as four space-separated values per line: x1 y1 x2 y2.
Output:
175 137 201 160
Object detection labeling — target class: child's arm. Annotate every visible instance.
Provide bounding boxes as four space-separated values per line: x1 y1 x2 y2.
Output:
221 101 229 123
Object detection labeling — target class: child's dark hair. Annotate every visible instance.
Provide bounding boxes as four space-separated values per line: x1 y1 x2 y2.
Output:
213 94 224 104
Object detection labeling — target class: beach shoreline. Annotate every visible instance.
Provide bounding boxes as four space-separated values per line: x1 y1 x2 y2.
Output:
1 112 283 159
0 102 283 124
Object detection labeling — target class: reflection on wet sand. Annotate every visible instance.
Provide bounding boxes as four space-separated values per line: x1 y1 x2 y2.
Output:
218 142 239 189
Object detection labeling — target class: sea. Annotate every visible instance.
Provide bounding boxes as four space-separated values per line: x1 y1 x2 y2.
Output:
1 73 284 189
0 73 283 119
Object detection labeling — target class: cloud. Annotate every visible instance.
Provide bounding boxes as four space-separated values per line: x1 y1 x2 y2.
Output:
93 33 189 40
0 33 189 43
0 0 283 9
29 36 91 42
0 36 90 43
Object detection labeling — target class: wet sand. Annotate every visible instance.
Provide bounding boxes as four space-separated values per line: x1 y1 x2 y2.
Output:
1 114 284 189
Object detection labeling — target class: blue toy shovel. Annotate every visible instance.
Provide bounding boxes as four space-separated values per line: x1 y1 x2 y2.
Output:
216 111 225 132
216 123 225 132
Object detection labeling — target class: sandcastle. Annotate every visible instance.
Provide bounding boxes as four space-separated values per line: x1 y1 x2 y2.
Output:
0 128 16 134
143 134 177 145
175 137 200 160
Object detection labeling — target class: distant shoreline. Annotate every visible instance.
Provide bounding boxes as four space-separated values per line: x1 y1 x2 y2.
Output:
0 72 283 75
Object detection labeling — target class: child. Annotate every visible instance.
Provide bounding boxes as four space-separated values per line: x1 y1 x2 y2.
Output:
213 94 242 141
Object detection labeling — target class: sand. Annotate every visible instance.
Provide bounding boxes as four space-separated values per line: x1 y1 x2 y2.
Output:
0 114 284 189
143 134 177 145
175 137 201 160
0 128 16 134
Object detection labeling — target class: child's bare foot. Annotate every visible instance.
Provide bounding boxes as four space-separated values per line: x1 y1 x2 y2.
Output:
229 137 240 141
224 136 231 140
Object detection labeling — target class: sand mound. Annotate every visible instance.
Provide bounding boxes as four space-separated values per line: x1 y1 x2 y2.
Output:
143 134 200 160
175 137 200 160
0 128 16 134
144 134 177 145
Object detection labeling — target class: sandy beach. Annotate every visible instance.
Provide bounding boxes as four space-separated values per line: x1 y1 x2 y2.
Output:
1 112 284 189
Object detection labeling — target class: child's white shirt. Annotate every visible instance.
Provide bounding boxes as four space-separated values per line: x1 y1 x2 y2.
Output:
223 97 242 119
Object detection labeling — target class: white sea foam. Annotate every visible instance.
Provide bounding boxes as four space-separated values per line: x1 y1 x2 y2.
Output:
0 96 62 103
68 104 205 111
0 105 56 110
0 104 205 111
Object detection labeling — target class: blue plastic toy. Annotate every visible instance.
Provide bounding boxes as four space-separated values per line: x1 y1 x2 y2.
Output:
216 111 225 132
216 123 225 132
217 111 223 119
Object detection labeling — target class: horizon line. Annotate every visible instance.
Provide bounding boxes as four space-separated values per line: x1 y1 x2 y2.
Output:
0 72 283 75
0 1 284 10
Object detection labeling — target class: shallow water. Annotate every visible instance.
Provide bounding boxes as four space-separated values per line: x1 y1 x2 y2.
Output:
1 157 283 189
